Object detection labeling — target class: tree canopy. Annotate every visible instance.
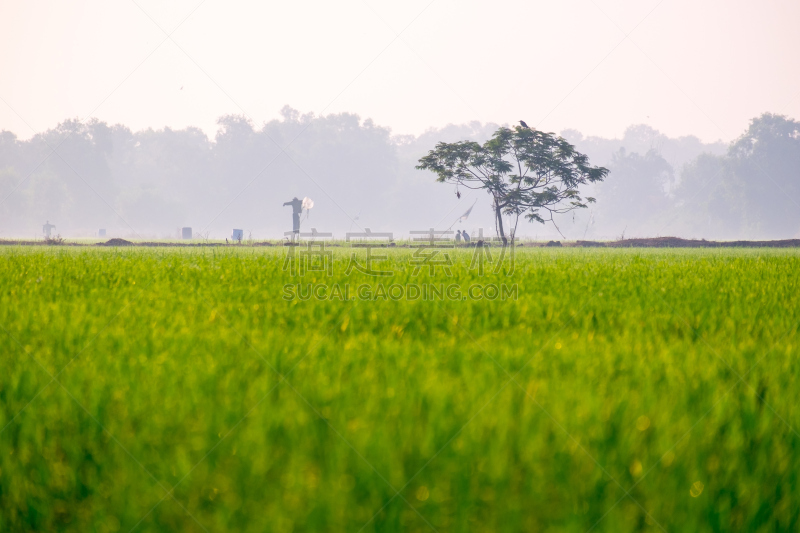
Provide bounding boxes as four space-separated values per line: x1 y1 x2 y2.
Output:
416 125 608 244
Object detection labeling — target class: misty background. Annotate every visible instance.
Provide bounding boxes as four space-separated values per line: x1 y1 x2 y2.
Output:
1 109 798 241
2 1 799 241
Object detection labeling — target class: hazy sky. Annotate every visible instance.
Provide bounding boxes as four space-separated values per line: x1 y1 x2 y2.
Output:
1 0 799 143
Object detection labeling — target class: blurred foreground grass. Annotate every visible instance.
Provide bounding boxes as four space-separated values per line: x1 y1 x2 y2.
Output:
1 246 798 532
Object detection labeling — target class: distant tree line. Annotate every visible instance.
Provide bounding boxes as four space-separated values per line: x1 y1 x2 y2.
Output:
570 114 800 240
0 110 797 240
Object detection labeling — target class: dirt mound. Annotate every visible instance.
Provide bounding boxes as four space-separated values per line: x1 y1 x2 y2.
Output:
98 238 133 246
608 237 708 248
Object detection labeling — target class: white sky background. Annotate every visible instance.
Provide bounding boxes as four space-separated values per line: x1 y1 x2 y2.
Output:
1 0 799 143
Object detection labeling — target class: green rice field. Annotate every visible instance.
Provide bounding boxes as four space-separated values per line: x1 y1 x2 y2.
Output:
1 246 798 532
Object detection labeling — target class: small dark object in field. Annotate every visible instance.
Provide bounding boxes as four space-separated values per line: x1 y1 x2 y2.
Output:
45 234 65 245
545 240 562 247
99 238 133 246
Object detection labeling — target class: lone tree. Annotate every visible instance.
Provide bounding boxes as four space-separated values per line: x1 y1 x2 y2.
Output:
417 125 608 244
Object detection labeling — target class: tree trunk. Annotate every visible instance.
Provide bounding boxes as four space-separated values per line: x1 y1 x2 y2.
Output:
495 205 508 246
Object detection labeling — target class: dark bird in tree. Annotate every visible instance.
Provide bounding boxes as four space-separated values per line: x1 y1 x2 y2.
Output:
519 120 530 129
